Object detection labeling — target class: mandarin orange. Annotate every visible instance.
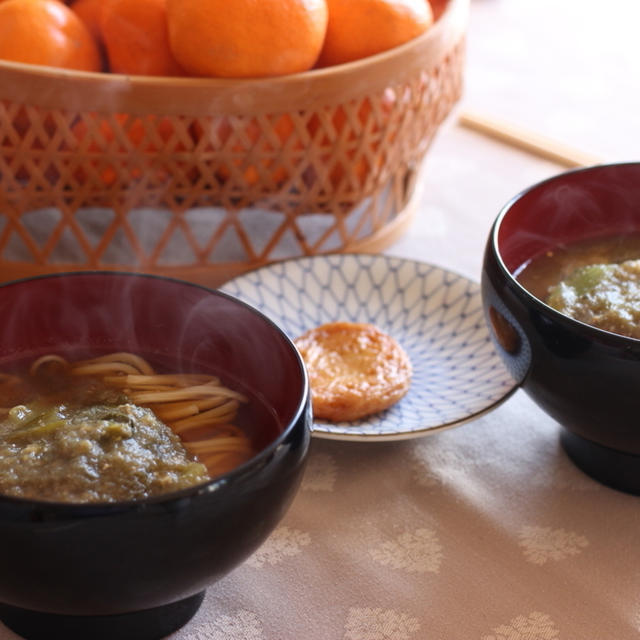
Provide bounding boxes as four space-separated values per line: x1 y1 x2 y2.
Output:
166 0 328 78
429 0 447 20
306 92 396 190
318 0 433 67
191 115 298 188
69 0 110 43
101 0 183 76
71 113 178 186
0 0 101 71
218 116 296 187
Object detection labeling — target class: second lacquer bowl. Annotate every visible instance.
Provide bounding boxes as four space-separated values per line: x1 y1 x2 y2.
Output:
481 162 640 494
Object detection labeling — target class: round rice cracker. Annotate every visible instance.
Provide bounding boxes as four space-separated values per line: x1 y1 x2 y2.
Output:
295 321 412 422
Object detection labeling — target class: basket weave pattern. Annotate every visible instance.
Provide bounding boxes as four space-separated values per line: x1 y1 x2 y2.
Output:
0 0 466 286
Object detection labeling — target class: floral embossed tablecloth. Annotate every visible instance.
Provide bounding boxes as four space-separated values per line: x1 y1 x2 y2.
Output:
166 391 639 640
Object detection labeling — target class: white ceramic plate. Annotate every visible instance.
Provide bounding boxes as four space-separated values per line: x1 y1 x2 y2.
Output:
221 254 517 441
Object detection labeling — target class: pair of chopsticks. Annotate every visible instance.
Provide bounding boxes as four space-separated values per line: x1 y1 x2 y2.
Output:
458 109 603 169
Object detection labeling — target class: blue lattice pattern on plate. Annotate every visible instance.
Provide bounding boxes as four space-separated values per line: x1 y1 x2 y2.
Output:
221 254 516 441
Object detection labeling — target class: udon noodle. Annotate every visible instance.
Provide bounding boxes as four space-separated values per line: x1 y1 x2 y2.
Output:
14 352 256 477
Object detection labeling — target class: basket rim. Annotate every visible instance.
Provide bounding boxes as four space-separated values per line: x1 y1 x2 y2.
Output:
0 0 468 88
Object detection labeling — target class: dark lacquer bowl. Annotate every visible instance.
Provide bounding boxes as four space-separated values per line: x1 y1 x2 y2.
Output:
0 272 311 640
481 162 640 495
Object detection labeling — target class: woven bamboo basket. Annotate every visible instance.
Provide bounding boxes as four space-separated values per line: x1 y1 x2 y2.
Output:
0 0 468 287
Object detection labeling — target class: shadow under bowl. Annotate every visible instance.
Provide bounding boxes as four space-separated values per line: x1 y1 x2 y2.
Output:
0 272 311 639
481 162 640 494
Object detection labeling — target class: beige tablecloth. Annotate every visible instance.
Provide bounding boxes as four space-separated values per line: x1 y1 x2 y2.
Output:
171 392 639 639
169 1 640 636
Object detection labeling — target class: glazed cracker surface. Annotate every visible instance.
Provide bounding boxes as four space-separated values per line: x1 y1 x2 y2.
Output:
295 321 412 422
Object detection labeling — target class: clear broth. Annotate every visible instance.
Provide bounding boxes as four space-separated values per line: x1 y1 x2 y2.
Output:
516 232 640 301
0 350 283 502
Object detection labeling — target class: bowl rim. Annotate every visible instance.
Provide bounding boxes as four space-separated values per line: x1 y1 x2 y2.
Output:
489 161 640 346
0 270 310 513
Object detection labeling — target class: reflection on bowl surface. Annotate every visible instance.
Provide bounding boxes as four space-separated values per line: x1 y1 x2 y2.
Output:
481 162 640 495
0 272 310 640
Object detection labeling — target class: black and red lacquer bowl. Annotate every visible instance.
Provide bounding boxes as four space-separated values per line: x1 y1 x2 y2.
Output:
481 162 640 495
0 272 311 640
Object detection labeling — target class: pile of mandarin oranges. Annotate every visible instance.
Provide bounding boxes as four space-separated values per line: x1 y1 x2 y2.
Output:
0 0 442 78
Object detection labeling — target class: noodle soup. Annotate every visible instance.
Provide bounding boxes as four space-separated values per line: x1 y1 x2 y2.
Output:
516 232 640 339
0 351 278 503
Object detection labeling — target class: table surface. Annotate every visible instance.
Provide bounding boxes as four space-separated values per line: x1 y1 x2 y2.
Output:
168 2 640 639
3 0 640 639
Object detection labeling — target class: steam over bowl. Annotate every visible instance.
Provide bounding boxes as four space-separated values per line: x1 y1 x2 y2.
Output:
0 272 310 640
481 163 640 494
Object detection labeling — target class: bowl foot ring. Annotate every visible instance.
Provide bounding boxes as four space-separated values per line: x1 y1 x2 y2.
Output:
0 590 205 640
561 429 640 495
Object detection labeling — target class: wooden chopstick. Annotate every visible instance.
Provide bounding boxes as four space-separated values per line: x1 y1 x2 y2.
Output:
458 110 603 169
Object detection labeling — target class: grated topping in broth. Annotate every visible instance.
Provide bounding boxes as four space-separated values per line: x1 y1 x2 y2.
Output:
517 232 640 339
0 397 210 503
